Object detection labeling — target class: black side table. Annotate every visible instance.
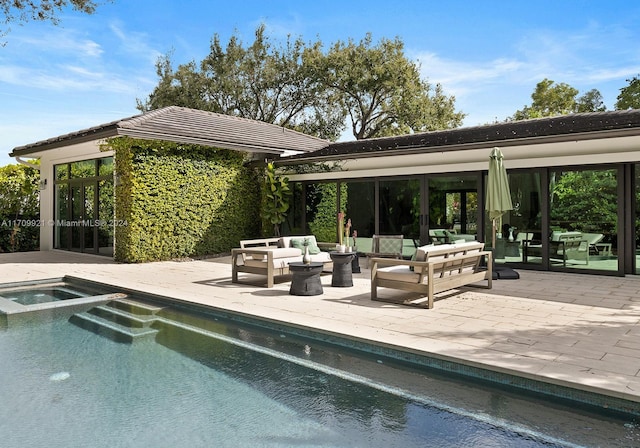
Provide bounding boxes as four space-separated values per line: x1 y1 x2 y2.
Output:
288 262 324 295
329 251 355 287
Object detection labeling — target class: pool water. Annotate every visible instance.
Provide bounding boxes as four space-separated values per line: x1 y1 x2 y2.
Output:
0 302 638 447
1 286 85 305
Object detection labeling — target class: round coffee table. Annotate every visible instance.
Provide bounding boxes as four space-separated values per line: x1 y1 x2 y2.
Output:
329 251 355 287
288 262 324 296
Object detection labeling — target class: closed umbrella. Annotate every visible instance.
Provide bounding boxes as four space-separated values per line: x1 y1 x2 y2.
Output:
486 147 513 251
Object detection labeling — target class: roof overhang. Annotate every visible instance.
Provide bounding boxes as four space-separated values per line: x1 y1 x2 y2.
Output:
277 110 640 166
9 106 330 159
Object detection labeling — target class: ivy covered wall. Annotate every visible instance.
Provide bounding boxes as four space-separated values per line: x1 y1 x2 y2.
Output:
106 137 260 262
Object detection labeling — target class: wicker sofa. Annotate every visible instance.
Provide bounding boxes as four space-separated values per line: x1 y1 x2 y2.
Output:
231 235 332 287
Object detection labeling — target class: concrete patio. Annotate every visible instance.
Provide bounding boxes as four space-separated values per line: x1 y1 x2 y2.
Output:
2 250 640 415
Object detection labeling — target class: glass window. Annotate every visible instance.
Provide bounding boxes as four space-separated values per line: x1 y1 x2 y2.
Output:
54 157 114 255
70 160 96 179
429 176 478 235
549 168 618 271
340 180 375 252
379 178 420 236
283 182 305 235
54 184 68 249
98 157 114 176
54 164 68 181
491 171 542 265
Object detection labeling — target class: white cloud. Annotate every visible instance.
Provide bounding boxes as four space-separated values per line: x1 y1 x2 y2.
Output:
109 21 162 65
14 31 103 58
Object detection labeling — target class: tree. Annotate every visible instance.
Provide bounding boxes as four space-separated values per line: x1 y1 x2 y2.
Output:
306 33 464 139
139 25 345 141
1 0 106 37
576 89 606 113
615 75 640 110
511 78 606 120
140 27 465 141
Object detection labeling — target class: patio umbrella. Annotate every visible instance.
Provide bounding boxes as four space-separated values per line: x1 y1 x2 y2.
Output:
486 147 513 250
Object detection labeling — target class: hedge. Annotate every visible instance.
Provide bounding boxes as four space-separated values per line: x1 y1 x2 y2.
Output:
105 137 260 262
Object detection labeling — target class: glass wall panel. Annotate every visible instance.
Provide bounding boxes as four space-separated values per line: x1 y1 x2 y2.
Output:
379 178 420 236
489 171 542 265
54 157 114 255
378 178 420 258
429 175 478 244
98 157 114 176
83 184 95 251
54 184 68 249
283 182 304 235
341 180 375 252
71 185 82 251
549 168 618 271
70 160 96 178
55 165 68 181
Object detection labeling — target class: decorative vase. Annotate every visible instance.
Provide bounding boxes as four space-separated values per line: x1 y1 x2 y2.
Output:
508 228 514 242
302 245 311 264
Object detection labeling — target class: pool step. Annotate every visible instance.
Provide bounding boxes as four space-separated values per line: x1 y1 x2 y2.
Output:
106 297 165 316
69 298 164 344
89 304 158 328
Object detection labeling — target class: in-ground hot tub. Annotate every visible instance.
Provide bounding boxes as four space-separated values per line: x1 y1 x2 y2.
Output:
0 276 126 327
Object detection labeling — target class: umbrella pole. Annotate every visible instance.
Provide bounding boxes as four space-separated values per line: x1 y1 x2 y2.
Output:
492 218 496 249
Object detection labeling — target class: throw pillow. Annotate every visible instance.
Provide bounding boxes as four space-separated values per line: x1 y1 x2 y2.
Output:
291 238 321 255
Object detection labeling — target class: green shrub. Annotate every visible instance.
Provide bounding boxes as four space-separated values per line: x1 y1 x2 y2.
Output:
106 137 260 262
0 163 40 252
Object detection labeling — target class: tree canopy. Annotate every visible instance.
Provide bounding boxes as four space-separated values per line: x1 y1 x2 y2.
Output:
139 25 344 140
305 33 464 139
139 26 464 141
615 75 640 110
510 78 606 120
0 0 106 37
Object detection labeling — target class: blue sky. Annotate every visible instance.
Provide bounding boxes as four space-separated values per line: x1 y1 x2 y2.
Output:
2 0 640 166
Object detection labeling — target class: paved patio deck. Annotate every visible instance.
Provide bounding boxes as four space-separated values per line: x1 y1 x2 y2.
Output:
2 250 640 415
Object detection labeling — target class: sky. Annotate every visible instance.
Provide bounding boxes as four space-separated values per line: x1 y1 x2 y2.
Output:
2 0 640 166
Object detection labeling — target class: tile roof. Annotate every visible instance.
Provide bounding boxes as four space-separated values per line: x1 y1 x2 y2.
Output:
9 106 330 157
279 109 640 163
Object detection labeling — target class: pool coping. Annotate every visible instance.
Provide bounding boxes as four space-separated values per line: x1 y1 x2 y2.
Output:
64 276 640 419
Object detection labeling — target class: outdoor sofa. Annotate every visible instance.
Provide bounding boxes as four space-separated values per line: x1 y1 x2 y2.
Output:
371 241 492 308
231 235 332 287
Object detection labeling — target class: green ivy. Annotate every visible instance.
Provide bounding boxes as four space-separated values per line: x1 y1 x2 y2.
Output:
307 182 347 242
104 137 260 262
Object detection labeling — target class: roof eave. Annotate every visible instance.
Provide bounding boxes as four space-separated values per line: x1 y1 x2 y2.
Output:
275 127 640 165
8 126 119 158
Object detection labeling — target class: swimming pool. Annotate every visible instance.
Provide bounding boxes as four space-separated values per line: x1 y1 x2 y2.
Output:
0 281 638 447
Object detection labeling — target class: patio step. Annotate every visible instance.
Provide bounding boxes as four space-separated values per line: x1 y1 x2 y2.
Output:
69 298 163 344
